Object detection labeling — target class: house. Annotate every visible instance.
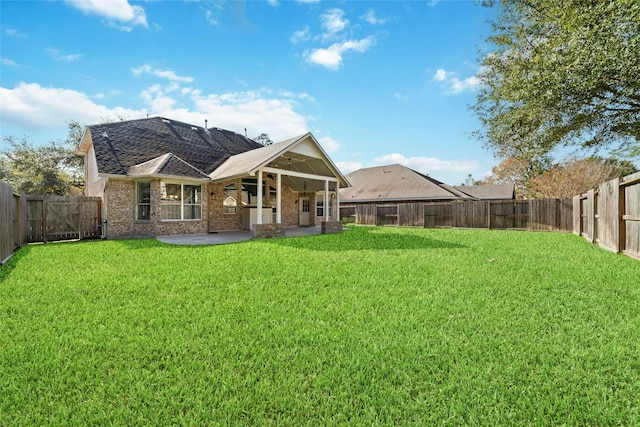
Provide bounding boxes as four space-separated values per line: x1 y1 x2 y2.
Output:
453 183 516 200
338 164 515 226
339 164 474 204
76 117 349 239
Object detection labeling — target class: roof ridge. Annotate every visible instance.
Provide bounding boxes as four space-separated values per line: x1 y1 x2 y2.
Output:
163 153 209 178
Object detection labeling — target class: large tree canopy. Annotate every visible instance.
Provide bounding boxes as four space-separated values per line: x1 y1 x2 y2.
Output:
0 121 84 195
473 0 640 161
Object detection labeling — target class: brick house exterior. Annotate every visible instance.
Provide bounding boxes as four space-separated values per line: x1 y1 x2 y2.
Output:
77 117 348 239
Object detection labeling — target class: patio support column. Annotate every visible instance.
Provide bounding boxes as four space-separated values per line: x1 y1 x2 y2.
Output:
335 181 340 221
276 172 281 224
324 179 329 221
257 169 263 225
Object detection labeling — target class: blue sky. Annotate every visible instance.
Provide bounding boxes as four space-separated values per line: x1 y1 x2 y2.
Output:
1 0 499 185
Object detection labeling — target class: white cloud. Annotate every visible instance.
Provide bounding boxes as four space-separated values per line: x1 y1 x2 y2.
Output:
205 10 218 26
336 160 363 174
306 36 375 70
361 9 387 25
65 0 148 28
290 26 311 44
132 65 194 83
433 68 449 82
320 8 349 40
46 48 82 62
1 57 19 67
187 90 309 142
394 92 408 101
0 82 145 130
432 68 482 94
1 81 312 143
371 153 479 174
318 136 341 153
267 0 279 6
5 28 26 38
296 0 321 4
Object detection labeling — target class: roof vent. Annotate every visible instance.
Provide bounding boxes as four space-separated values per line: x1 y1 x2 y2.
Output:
162 119 170 124
102 132 108 138
191 126 198 130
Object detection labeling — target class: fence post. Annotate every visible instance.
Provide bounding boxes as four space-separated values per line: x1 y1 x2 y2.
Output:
78 197 84 240
42 197 48 243
618 179 626 254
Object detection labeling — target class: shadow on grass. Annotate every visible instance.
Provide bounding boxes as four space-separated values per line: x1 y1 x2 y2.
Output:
0 245 33 282
263 227 466 252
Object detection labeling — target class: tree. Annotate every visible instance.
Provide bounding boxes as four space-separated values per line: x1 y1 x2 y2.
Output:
527 157 636 198
481 155 551 197
0 121 84 195
253 133 273 146
473 0 640 162
481 155 636 198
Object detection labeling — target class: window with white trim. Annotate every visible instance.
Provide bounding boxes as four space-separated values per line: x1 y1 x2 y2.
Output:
136 181 151 221
223 183 237 214
160 182 202 220
316 192 333 217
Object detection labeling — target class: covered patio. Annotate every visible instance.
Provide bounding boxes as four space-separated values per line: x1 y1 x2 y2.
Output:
209 133 349 238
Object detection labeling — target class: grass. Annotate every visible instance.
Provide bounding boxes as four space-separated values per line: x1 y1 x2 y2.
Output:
1 226 639 425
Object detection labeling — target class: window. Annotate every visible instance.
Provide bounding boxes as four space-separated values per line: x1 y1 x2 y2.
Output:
241 178 265 205
223 183 237 214
183 184 202 220
316 192 333 217
160 182 202 220
136 182 151 220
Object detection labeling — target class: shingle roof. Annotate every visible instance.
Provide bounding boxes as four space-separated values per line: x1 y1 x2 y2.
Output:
208 135 303 181
84 117 262 177
454 183 515 200
127 153 210 180
339 164 474 202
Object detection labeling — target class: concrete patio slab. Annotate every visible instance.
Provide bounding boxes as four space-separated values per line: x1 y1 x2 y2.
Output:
157 226 323 246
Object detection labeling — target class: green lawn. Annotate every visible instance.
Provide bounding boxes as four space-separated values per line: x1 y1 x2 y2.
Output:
1 227 639 425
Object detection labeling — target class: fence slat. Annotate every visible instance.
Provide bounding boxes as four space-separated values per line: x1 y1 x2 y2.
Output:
0 181 16 264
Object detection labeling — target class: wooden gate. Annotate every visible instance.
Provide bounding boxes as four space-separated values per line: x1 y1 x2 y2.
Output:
489 200 529 229
24 196 102 243
376 204 398 226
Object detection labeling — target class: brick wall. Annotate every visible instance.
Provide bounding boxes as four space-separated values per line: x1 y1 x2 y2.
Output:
104 179 135 238
252 223 286 238
105 178 207 238
321 220 343 234
105 175 316 237
208 175 302 231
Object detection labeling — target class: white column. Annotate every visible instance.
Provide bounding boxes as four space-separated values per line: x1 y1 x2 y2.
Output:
335 181 340 221
324 180 329 221
257 170 263 225
276 173 282 224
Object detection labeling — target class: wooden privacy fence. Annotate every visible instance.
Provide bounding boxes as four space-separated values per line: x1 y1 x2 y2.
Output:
341 198 573 232
22 195 102 243
0 180 20 264
573 171 640 259
0 180 102 264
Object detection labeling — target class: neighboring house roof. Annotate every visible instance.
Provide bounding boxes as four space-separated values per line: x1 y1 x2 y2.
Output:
455 183 516 200
339 164 475 203
77 117 262 178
